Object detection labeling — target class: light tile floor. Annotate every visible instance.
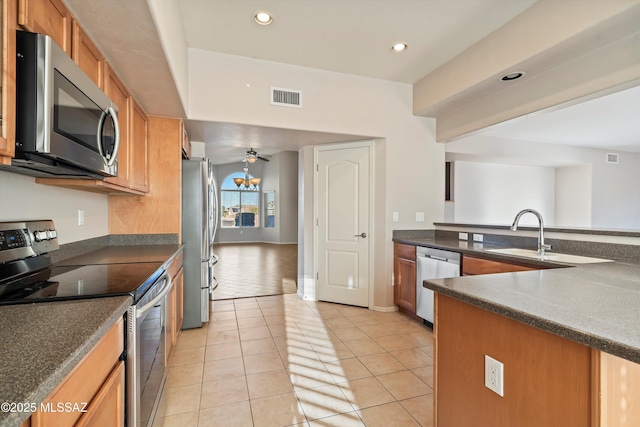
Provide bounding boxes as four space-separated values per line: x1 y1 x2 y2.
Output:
213 244 298 300
153 294 434 427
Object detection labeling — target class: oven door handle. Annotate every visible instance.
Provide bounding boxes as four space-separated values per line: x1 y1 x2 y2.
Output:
136 272 172 319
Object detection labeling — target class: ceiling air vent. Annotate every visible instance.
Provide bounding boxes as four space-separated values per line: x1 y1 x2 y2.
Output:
271 87 302 108
606 153 619 164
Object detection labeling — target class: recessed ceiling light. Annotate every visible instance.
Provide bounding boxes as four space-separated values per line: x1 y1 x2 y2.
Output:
500 71 526 82
253 11 273 26
390 43 408 53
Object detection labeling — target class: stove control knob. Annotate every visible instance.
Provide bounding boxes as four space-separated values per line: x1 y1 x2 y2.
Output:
45 230 53 239
34 231 44 242
49 230 57 239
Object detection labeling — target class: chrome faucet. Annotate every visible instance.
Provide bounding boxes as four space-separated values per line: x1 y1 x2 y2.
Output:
510 209 551 256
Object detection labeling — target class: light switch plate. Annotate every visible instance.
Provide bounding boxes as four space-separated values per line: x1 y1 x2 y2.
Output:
416 212 425 222
393 212 399 222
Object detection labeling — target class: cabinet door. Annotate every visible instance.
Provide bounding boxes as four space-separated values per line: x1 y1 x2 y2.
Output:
167 280 177 357
130 99 149 192
31 318 123 427
0 0 17 160
75 362 125 427
18 0 72 54
103 64 130 188
396 257 417 312
71 21 103 87
462 255 537 275
175 267 184 332
394 243 417 313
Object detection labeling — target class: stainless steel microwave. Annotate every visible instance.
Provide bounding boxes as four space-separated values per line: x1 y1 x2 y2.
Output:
10 31 120 179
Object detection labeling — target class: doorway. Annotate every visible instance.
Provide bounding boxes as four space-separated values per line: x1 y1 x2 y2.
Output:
213 243 298 299
315 142 373 308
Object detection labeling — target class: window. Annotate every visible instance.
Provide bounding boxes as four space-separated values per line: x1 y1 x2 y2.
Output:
220 172 260 228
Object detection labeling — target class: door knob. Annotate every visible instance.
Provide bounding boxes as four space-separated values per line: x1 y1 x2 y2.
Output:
354 232 367 238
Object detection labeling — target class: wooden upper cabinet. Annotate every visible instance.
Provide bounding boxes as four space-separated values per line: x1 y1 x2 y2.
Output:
71 21 103 87
103 64 131 188
18 0 72 54
0 0 17 161
130 99 148 192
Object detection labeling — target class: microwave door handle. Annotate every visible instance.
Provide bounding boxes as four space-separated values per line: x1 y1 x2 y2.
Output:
107 106 120 167
97 107 120 167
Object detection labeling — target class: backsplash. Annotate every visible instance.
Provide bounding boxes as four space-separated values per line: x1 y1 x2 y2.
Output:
394 229 640 262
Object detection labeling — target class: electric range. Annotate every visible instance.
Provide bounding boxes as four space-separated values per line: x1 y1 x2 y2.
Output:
0 220 163 305
0 220 175 427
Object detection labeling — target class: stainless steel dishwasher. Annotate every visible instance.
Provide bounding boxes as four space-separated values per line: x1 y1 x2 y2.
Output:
416 247 461 324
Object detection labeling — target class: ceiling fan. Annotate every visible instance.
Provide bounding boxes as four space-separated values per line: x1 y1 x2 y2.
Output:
243 148 270 163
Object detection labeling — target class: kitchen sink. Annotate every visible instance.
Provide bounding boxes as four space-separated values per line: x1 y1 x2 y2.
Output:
485 248 613 264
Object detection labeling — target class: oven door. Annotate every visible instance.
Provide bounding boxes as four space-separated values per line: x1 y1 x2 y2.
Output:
127 271 172 427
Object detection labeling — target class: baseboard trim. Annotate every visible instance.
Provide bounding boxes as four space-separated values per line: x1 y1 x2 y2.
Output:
371 305 398 313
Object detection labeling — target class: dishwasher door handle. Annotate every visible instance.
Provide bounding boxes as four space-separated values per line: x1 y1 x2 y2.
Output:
428 255 448 262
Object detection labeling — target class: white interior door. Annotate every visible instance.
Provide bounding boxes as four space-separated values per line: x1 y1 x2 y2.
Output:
316 145 370 307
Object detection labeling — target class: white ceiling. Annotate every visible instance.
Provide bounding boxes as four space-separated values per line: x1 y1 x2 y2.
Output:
179 0 535 84
64 0 639 164
447 86 640 162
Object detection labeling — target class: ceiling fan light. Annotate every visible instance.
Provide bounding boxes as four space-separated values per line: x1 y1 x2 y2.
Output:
233 177 245 188
246 154 258 163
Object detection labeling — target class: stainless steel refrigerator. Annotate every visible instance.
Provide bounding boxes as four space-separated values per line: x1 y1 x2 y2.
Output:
182 158 219 329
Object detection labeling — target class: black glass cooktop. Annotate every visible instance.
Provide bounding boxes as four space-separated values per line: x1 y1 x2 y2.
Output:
0 262 163 305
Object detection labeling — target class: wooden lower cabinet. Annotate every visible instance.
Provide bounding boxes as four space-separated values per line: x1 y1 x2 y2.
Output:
167 251 184 357
168 267 184 357
462 254 540 275
596 351 640 426
75 362 124 427
394 243 417 315
434 293 591 427
433 293 640 427
29 317 124 427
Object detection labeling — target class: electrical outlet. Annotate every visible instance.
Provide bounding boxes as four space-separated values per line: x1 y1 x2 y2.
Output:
485 355 504 397
78 210 85 226
393 212 399 222
458 232 468 241
416 212 425 222
473 233 484 242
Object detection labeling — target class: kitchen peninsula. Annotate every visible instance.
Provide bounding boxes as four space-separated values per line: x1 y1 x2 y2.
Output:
394 228 640 426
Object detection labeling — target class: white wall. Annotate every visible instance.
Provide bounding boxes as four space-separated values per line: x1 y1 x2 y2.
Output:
555 165 591 228
447 137 640 229
452 161 555 226
0 171 108 244
189 50 443 309
260 151 298 244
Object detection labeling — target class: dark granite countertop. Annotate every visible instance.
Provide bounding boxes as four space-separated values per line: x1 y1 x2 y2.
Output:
0 296 132 427
58 244 184 267
393 235 640 364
